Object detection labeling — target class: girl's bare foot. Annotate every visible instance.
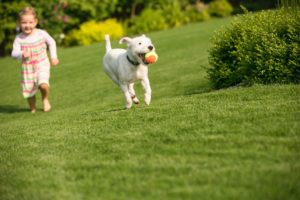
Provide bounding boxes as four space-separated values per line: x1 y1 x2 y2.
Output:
39 84 51 112
43 99 51 112
28 96 36 113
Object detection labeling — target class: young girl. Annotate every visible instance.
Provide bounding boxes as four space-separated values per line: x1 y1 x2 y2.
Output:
11 7 59 113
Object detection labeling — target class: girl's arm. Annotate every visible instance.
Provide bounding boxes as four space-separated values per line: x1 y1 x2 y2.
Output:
11 38 23 60
41 30 58 59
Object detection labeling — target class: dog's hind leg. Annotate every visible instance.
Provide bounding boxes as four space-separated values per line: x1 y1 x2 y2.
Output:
103 65 120 85
128 83 140 104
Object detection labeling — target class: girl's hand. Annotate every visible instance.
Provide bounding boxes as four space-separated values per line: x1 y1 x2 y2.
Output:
22 50 30 58
51 58 59 66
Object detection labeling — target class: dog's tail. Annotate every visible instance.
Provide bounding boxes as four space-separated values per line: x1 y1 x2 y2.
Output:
104 34 111 53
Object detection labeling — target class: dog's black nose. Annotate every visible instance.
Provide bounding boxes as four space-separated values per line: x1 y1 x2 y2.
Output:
148 45 153 50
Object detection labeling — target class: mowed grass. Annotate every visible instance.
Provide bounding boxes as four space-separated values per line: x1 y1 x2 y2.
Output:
0 18 300 200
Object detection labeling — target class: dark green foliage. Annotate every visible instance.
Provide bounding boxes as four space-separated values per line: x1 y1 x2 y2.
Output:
230 0 276 14
0 1 27 56
277 0 300 9
208 8 300 89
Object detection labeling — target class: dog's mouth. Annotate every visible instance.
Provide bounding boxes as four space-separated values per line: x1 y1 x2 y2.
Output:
138 53 148 64
138 53 146 60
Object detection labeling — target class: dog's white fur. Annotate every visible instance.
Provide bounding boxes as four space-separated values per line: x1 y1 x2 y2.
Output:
103 34 155 109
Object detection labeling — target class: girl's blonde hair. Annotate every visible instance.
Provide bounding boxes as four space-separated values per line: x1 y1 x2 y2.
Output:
18 7 37 20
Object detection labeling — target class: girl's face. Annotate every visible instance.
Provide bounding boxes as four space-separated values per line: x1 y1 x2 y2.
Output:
19 14 38 35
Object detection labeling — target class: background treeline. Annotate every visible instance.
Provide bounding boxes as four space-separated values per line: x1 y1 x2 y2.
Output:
0 0 276 57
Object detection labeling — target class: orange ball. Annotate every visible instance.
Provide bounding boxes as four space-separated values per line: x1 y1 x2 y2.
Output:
145 51 158 64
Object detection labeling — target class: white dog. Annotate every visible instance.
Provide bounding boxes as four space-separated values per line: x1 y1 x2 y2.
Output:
103 34 155 109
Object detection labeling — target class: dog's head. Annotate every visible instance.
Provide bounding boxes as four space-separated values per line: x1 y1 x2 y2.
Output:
120 34 155 64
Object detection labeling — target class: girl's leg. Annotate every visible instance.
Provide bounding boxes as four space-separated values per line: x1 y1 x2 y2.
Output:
39 83 51 112
27 96 36 113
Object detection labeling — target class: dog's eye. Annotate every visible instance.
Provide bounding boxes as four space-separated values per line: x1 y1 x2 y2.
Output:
138 42 142 45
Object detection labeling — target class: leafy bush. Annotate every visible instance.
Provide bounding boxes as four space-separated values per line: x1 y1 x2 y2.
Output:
125 8 168 34
208 8 300 89
185 2 210 23
208 0 233 17
64 19 124 46
160 1 189 28
126 0 197 35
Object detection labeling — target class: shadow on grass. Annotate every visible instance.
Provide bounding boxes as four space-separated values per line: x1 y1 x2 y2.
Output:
0 105 28 114
183 82 214 96
104 108 127 112
80 107 126 116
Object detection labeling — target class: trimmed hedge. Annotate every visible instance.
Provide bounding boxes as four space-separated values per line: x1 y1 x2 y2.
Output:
208 8 300 89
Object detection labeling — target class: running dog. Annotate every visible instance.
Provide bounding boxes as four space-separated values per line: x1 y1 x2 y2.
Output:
103 34 156 109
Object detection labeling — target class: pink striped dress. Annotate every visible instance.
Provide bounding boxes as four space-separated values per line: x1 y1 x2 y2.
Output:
11 29 57 98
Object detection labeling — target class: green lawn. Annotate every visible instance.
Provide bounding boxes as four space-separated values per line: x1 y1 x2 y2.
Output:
0 18 299 200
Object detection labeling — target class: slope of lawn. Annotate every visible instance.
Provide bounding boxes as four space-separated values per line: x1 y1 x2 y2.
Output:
0 17 299 200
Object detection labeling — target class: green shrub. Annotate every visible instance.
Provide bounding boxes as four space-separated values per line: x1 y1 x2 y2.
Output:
208 8 300 89
126 0 194 35
161 0 189 28
125 8 168 35
185 2 210 23
64 19 124 46
208 0 233 17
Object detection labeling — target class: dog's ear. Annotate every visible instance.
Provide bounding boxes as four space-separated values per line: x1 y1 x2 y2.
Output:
119 37 132 45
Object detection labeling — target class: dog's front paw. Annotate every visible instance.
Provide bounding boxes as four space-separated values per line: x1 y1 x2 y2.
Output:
144 94 151 105
125 101 133 109
131 95 140 104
